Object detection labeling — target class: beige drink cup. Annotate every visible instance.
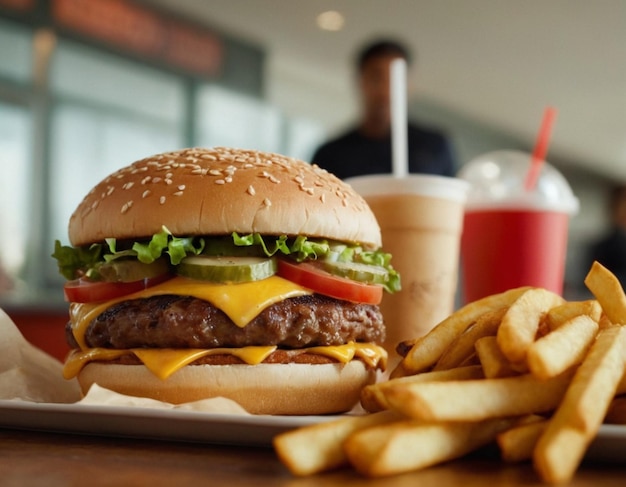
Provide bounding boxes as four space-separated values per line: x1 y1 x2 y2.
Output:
346 174 469 355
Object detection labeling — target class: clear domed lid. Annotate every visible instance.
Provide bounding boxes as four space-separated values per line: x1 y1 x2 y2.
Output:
457 150 579 214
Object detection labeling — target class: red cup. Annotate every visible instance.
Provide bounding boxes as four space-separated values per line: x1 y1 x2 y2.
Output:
461 209 570 303
458 151 579 304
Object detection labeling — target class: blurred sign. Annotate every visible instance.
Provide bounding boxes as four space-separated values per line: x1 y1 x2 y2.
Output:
52 0 222 77
0 0 35 12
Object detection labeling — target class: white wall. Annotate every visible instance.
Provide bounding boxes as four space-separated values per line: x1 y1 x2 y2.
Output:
265 54 357 160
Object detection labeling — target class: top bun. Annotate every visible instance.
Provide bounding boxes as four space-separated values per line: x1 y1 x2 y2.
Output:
69 147 382 249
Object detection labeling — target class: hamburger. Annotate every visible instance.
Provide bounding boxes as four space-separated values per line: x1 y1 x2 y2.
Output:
52 147 399 414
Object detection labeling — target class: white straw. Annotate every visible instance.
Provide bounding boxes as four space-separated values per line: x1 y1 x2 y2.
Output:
390 58 408 178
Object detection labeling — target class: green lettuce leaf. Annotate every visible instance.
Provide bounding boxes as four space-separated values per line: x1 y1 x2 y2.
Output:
51 240 103 280
52 228 400 293
52 226 204 279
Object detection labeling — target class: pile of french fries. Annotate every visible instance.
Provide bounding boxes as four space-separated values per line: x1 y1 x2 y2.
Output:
274 261 626 484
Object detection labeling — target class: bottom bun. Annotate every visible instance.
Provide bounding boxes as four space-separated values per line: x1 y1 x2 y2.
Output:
78 361 376 415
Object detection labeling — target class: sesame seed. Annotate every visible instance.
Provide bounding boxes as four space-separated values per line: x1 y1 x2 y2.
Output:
225 176 233 183
268 175 280 184
263 197 272 207
141 176 152 184
165 172 173 179
142 190 151 198
121 201 133 213
107 186 115 196
191 168 203 175
122 182 134 190
294 176 304 184
152 177 162 183
91 200 99 209
177 185 185 190
159 196 166 204
215 179 226 185
243 163 254 169
173 191 183 196
247 185 256 196
320 194 326 203
305 187 314 195
209 169 222 176
165 179 173 185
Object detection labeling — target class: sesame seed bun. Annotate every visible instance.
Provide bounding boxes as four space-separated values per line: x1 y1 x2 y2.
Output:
69 147 382 249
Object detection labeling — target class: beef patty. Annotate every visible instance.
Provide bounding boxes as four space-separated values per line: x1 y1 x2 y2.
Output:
67 294 385 350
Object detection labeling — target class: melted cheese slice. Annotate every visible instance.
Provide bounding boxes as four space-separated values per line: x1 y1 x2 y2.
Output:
63 343 388 380
70 275 312 350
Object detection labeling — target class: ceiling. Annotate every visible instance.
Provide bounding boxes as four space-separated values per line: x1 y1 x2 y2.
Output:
148 0 626 180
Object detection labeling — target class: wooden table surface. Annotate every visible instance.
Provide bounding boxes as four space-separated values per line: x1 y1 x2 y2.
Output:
1 428 624 487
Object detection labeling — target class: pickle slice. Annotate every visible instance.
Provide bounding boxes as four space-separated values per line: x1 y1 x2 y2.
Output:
322 261 389 285
176 256 277 283
99 258 170 282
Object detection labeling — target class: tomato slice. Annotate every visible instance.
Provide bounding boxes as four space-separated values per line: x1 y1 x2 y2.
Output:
277 259 383 305
64 274 172 303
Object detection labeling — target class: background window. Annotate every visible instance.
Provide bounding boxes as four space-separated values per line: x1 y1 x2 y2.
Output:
195 84 282 152
0 18 32 82
0 102 32 281
47 40 186 281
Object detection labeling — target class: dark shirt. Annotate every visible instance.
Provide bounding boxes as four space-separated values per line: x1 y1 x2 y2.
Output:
311 123 455 179
588 227 626 285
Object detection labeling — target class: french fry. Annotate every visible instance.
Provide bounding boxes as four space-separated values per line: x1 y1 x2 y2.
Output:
584 261 626 325
550 326 626 433
396 286 532 375
544 300 602 331
497 288 565 363
344 417 515 477
598 313 614 329
361 365 484 413
605 396 626 424
533 326 626 484
434 307 506 371
527 314 599 380
274 262 626 484
497 420 547 463
383 371 574 422
272 410 399 476
534 426 588 484
474 336 519 378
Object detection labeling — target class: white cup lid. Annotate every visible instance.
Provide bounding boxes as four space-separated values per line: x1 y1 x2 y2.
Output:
458 150 579 214
345 174 469 204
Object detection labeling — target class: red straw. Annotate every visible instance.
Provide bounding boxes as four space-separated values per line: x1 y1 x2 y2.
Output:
524 106 557 191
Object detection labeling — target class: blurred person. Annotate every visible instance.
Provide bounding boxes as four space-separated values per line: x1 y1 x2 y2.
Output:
312 39 455 179
588 184 626 285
